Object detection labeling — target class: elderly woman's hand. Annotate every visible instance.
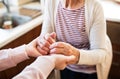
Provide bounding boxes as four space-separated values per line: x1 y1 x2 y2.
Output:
49 42 80 64
37 32 56 55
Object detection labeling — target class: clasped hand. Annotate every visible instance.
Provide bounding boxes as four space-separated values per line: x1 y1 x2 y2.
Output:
25 32 80 70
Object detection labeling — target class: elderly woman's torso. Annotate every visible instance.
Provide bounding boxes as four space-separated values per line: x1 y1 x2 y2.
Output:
55 0 96 73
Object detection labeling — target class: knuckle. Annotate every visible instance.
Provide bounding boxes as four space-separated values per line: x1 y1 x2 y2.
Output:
53 48 57 51
58 42 63 46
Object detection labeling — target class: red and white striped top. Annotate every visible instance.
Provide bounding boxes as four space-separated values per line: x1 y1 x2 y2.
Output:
55 2 96 73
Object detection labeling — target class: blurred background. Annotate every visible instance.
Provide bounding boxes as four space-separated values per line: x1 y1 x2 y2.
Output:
0 0 120 79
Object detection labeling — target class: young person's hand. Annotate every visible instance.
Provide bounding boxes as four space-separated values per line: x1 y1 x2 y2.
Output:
49 42 80 64
25 37 42 57
46 54 76 70
37 32 56 55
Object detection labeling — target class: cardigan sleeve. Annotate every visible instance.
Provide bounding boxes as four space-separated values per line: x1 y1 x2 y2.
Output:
40 0 55 36
12 56 55 79
78 0 111 65
0 45 29 71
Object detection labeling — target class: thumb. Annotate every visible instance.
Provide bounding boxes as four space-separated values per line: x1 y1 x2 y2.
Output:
66 55 76 64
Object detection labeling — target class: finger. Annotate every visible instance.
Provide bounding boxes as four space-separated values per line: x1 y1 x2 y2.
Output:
50 42 64 49
50 48 67 55
38 42 50 52
32 48 42 57
50 32 56 39
45 34 55 44
37 46 48 55
66 55 76 64
37 36 50 53
39 37 51 48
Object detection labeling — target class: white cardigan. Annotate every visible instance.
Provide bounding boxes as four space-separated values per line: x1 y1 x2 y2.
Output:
41 0 112 79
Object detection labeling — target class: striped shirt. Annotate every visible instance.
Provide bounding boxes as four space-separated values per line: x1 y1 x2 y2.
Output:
55 2 96 74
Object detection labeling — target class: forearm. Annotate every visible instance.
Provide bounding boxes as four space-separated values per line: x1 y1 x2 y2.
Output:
13 56 55 79
0 45 29 71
